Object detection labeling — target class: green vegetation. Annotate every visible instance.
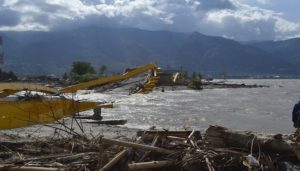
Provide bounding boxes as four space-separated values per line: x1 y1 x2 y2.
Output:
69 61 96 82
68 61 108 82
71 61 95 76
188 72 202 90
98 65 107 77
0 69 17 81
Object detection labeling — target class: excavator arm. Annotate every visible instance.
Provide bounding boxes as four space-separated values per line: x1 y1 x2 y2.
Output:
0 63 158 97
0 83 58 98
0 63 159 129
61 63 158 93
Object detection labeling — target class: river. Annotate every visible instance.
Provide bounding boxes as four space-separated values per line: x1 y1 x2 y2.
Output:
75 79 300 134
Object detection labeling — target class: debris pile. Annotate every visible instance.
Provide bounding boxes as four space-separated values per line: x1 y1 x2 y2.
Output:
0 125 300 171
202 81 268 89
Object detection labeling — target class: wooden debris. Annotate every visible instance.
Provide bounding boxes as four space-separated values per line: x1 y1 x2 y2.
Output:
0 166 65 171
100 137 174 154
1 125 300 171
205 158 215 171
138 135 160 162
167 136 186 141
205 125 300 158
137 130 201 140
128 160 174 170
100 149 128 171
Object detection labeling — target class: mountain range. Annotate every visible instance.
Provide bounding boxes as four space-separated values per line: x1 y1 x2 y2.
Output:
1 26 300 76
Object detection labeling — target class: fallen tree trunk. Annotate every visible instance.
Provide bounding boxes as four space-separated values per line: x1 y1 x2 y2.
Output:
205 125 300 159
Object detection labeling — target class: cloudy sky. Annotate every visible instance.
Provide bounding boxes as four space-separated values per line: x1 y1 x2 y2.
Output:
0 0 299 41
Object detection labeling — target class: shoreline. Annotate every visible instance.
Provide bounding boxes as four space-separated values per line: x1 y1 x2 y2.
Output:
1 124 299 170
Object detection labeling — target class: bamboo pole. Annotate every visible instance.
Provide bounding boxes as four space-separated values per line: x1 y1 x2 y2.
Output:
0 166 65 171
128 161 174 170
101 138 174 154
167 136 186 141
99 149 128 171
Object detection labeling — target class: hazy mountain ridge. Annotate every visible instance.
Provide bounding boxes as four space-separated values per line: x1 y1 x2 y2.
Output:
249 38 300 65
1 27 300 76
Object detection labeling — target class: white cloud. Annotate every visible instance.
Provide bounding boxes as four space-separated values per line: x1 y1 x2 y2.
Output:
198 0 300 40
0 22 49 31
256 0 271 4
0 0 299 41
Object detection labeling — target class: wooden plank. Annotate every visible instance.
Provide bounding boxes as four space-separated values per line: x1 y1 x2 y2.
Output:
128 161 174 170
101 138 174 154
137 130 201 139
100 149 128 171
0 166 64 171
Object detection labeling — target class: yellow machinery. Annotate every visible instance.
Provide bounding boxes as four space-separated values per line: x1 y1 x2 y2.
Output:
0 63 158 129
61 63 158 93
0 83 58 98
0 98 97 129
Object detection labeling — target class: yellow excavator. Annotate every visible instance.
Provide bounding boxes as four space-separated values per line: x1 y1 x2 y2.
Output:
0 63 159 129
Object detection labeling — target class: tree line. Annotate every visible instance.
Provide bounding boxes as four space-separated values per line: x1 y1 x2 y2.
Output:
64 61 107 82
0 69 17 81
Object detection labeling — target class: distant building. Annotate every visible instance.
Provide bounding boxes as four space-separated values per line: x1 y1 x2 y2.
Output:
0 36 3 64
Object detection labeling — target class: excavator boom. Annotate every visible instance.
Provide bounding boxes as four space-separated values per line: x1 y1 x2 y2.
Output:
0 63 159 129
61 63 158 93
0 83 58 97
0 98 97 129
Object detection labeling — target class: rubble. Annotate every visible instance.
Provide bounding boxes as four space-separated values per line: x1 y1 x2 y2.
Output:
0 125 299 171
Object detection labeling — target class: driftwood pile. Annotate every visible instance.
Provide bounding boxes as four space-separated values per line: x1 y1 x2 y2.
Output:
0 125 300 171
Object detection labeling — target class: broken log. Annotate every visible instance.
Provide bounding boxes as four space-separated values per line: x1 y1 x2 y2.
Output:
56 152 97 163
128 161 174 170
167 136 186 141
290 142 300 161
205 158 215 171
137 130 201 140
7 154 75 164
138 135 160 162
0 166 65 171
100 137 174 154
186 129 196 147
205 125 300 159
100 149 128 171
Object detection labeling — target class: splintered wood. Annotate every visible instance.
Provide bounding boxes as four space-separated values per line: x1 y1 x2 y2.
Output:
1 125 300 171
